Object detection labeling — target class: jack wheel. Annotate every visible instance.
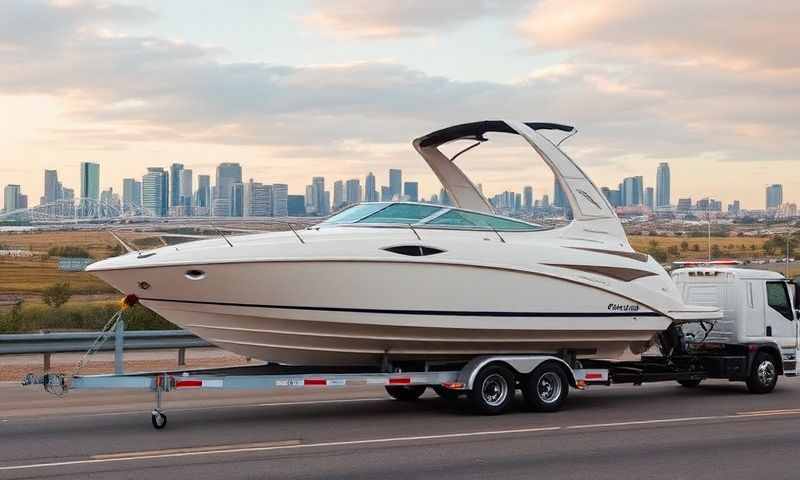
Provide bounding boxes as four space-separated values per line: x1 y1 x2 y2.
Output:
151 411 167 429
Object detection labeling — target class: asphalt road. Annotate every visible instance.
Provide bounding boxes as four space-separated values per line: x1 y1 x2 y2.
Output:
2 378 800 479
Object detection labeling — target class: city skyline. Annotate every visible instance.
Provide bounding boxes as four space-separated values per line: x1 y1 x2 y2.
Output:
3 159 796 220
2 2 799 211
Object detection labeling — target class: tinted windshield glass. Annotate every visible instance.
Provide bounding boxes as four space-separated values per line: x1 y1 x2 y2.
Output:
323 203 387 224
428 210 535 230
358 203 442 224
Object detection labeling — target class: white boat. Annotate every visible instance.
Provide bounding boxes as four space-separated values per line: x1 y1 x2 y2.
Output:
87 120 719 366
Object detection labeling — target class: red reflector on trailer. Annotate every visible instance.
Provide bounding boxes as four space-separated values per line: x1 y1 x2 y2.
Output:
585 372 602 380
175 379 202 388
389 377 411 385
304 378 326 386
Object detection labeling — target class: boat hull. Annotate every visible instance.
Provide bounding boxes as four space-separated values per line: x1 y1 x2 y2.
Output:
94 260 672 365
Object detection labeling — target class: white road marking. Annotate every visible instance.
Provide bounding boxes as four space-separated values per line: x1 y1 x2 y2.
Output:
92 440 302 459
4 408 800 472
1 397 388 421
0 426 561 471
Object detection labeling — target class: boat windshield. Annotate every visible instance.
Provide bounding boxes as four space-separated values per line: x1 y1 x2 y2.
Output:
321 202 541 231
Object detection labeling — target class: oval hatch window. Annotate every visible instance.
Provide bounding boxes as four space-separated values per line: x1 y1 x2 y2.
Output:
185 269 206 281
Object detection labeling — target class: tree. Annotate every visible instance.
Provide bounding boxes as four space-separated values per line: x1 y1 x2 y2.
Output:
711 244 722 258
691 244 700 252
42 282 72 308
667 245 679 256
680 241 689 251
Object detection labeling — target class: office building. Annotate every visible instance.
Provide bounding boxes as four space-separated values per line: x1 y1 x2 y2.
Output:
287 194 305 216
345 179 361 205
122 178 142 210
403 182 419 202
656 162 670 208
766 184 783 210
389 169 402 200
677 198 692 212
196 175 211 209
3 185 23 212
272 184 289 217
43 169 62 205
214 163 242 216
178 169 193 209
80 162 100 215
645 187 654 210
553 179 567 208
309 176 328 215
381 186 391 202
333 180 344 209
169 163 184 207
523 186 533 211
365 172 378 202
244 179 271 217
230 182 244 217
142 168 169 217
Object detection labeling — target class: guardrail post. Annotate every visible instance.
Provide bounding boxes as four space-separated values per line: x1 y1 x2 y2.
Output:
178 348 186 366
114 318 125 375
43 352 51 371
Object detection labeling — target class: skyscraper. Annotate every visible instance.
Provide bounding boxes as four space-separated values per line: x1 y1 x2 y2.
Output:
287 194 305 216
553 178 567 208
196 175 211 210
389 169 402 200
656 162 671 208
142 168 168 217
645 187 654 210
230 182 244 217
272 184 289 217
80 162 100 215
43 170 61 205
766 184 783 210
333 180 344 209
365 172 378 202
244 179 269 217
311 177 328 215
214 163 242 216
3 185 22 213
403 181 419 202
169 163 184 207
523 186 533 211
122 178 142 210
178 169 193 209
380 186 390 202
345 179 361 205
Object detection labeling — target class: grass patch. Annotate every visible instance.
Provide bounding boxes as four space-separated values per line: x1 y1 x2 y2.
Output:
0 301 175 333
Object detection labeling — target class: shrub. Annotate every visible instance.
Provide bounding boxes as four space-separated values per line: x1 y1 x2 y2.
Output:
680 241 689 251
0 302 174 332
711 244 722 258
42 281 72 308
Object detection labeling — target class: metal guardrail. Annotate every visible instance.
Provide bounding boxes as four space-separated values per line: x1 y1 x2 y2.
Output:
0 330 210 355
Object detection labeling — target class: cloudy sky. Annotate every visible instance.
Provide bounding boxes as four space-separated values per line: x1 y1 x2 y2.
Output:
1 0 798 208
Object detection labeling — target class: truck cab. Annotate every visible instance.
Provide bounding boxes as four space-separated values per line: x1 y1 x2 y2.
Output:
672 268 800 375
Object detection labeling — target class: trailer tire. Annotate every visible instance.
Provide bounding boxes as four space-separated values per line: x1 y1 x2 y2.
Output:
469 364 515 415
151 411 167 429
747 352 778 394
385 385 426 401
432 385 462 402
677 379 702 388
522 363 569 413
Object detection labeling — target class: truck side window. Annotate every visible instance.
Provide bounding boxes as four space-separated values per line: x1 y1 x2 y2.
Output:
766 282 793 320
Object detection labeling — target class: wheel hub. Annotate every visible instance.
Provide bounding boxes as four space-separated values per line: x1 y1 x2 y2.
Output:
757 360 776 386
537 372 563 404
481 373 509 407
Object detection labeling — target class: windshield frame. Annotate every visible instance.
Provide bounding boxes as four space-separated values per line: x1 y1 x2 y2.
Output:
319 202 543 232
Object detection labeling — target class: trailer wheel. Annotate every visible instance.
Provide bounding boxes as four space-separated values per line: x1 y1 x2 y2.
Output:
469 365 515 415
747 352 778 394
151 411 167 429
678 379 702 388
432 385 462 402
385 385 426 401
522 363 569 412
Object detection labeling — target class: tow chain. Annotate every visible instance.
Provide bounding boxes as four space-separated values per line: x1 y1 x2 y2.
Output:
23 295 138 397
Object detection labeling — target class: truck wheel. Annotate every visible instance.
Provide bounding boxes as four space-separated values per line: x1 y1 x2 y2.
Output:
678 379 702 388
385 385 426 401
522 363 569 412
432 385 462 402
469 365 515 415
747 352 778 394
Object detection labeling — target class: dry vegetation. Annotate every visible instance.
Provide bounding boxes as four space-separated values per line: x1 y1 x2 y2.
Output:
628 235 769 260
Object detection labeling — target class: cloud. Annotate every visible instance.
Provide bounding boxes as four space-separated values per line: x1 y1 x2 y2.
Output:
303 0 530 38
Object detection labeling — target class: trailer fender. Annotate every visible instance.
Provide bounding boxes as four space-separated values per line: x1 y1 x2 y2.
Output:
457 355 576 390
